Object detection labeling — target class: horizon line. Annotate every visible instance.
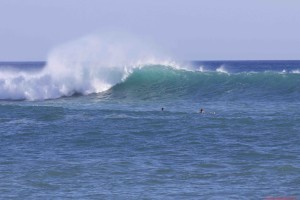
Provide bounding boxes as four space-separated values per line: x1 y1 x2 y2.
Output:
0 59 300 63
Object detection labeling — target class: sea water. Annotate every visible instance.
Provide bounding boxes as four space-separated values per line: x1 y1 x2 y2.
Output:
0 60 300 199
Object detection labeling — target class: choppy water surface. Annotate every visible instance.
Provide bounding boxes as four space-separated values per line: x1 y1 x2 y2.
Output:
1 61 300 199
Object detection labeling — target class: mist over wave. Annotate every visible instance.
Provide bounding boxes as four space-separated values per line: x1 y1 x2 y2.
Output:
0 34 176 100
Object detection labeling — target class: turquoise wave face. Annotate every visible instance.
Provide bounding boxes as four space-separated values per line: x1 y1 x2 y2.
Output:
107 65 300 101
0 61 299 101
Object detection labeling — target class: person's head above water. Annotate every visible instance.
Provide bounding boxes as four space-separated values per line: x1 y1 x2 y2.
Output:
161 107 164 111
200 108 204 113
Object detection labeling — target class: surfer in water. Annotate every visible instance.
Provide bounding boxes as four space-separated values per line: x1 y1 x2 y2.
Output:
199 108 204 113
161 107 164 111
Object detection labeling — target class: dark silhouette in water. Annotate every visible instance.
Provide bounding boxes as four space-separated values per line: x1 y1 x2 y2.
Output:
161 107 164 111
200 108 204 113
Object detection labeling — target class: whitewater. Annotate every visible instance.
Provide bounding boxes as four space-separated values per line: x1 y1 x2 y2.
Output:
0 35 177 100
1 36 300 199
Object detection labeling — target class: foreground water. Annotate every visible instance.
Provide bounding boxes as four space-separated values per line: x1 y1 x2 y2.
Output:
0 61 300 199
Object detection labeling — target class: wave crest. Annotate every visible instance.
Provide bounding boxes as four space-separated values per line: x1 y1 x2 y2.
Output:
0 34 175 100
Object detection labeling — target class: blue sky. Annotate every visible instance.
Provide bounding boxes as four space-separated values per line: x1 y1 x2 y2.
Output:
0 0 300 61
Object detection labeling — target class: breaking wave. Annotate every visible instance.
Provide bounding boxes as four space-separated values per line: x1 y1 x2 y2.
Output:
0 34 177 100
0 35 299 101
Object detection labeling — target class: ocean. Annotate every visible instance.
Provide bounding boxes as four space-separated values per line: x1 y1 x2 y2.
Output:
0 60 299 199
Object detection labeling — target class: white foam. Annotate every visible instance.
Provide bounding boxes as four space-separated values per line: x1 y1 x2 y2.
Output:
0 34 177 100
197 65 206 72
291 69 300 74
216 65 229 74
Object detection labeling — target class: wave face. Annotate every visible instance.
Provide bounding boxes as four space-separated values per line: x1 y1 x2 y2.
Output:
108 65 300 101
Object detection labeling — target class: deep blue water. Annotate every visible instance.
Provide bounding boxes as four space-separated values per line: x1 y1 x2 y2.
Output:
0 61 300 199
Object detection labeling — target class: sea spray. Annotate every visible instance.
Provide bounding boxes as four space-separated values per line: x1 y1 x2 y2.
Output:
216 65 229 74
0 34 175 100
